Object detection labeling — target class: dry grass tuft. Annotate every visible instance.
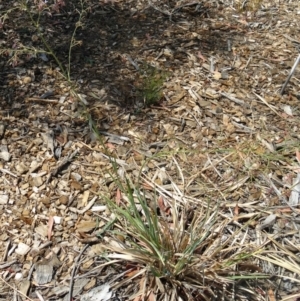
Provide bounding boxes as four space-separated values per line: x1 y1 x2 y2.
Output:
100 176 268 301
234 0 264 12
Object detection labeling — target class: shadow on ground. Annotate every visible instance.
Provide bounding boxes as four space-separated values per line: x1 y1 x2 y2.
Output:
0 0 244 116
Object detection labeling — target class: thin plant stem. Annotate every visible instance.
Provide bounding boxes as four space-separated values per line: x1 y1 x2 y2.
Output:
280 53 300 95
24 2 68 77
67 0 85 80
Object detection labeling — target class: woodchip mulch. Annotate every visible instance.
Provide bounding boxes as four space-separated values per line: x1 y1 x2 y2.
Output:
1 0 300 300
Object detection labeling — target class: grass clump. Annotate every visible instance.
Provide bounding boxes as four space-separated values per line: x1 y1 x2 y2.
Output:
137 64 169 107
101 177 268 301
234 0 264 12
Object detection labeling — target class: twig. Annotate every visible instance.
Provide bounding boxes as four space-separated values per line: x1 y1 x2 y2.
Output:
253 92 281 117
35 290 45 301
69 196 98 214
148 0 171 17
262 175 299 215
0 260 17 269
74 260 121 279
68 244 89 301
282 34 300 44
2 241 10 261
124 54 139 71
149 1 201 21
27 263 35 281
280 53 300 95
0 168 18 178
25 98 59 104
46 148 79 184
219 92 245 105
99 131 130 142
172 156 184 188
0 276 35 301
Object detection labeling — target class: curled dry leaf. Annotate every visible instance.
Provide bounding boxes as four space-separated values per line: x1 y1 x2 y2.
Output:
259 214 277 230
81 283 112 301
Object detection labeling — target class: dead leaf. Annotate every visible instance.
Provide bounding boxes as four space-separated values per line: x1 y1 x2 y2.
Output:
106 142 116 150
70 180 82 190
76 220 97 233
197 51 207 61
81 190 90 206
115 188 122 206
259 214 277 230
267 288 276 301
234 204 240 216
296 150 300 164
81 283 112 301
48 215 54 240
18 279 30 297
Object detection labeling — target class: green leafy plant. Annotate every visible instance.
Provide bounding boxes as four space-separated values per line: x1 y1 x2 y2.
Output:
137 64 169 107
102 177 268 301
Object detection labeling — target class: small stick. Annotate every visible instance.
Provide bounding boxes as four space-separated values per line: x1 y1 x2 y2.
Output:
25 98 59 104
0 276 35 301
280 53 300 95
253 92 281 117
220 92 244 105
68 244 89 301
2 241 10 261
0 168 18 178
46 148 79 184
0 260 17 269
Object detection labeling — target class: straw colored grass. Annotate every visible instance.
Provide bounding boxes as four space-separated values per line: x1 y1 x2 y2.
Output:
100 176 268 301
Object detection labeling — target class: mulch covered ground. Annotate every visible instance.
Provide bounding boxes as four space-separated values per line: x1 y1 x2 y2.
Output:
1 0 300 300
